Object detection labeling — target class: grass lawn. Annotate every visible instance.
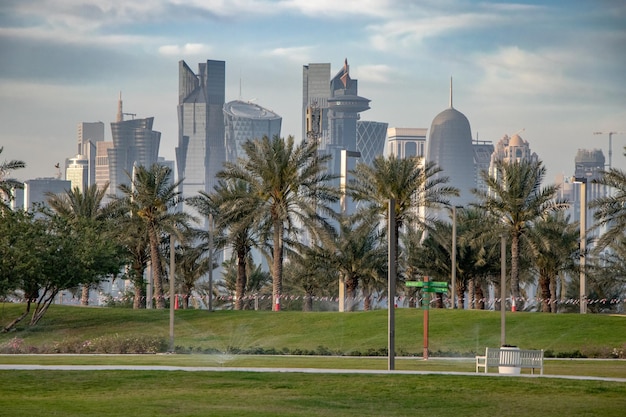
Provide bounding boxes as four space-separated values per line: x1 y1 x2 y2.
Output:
0 369 625 417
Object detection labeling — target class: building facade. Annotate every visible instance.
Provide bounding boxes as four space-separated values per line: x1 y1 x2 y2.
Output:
426 80 476 209
23 178 71 210
176 59 226 203
66 154 89 192
386 127 427 159
77 121 104 187
223 100 282 162
356 121 388 166
302 63 331 143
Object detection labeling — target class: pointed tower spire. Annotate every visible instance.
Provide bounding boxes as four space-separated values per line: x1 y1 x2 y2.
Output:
449 77 453 109
117 91 123 122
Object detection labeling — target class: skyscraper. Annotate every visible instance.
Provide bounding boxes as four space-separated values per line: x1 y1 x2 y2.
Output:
426 79 475 209
488 133 539 183
223 100 282 162
302 63 331 143
386 127 427 159
77 121 104 187
473 140 494 196
356 120 388 165
108 96 161 196
66 154 89 192
176 59 226 202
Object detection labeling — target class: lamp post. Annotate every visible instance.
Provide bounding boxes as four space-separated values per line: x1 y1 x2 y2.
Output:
451 206 458 309
388 198 396 370
169 233 175 352
339 149 361 312
208 213 214 312
500 234 506 346
573 177 587 314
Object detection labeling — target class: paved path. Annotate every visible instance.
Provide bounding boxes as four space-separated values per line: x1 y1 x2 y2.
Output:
1 364 625 383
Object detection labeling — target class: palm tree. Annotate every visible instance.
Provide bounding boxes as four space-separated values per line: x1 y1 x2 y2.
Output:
527 211 579 313
349 154 458 292
0 147 25 212
117 164 189 309
46 184 113 305
218 135 339 311
590 150 626 250
473 159 568 310
188 179 261 310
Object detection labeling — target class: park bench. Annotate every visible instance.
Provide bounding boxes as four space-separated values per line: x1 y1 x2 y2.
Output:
475 347 544 375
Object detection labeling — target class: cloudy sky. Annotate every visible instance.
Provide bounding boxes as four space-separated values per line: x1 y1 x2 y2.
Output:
1 0 625 183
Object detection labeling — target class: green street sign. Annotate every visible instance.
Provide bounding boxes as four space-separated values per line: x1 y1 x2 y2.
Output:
424 288 448 293
405 281 423 287
430 282 448 288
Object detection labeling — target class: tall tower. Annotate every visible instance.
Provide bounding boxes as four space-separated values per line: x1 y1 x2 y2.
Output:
223 100 282 162
77 121 104 187
108 96 161 196
176 59 226 205
356 120 388 165
302 63 331 143
426 78 475 209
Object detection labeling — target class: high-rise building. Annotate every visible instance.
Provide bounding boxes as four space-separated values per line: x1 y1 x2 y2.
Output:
302 63 331 143
356 121 387 165
108 96 161 196
23 178 71 211
176 59 226 203
95 141 113 192
328 59 370 156
386 127 427 159
473 140 495 196
488 133 539 183
426 79 475 209
573 148 607 231
77 122 104 187
66 154 89 192
223 100 282 162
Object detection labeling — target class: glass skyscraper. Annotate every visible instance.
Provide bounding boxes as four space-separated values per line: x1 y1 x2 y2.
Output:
223 100 282 162
356 120 388 165
426 80 475 209
176 59 226 202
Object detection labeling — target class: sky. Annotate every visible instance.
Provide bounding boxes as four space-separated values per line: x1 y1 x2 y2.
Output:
1 0 625 184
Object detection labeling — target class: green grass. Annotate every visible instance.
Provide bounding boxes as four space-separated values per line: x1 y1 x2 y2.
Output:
1 304 625 357
0 370 624 417
1 304 625 416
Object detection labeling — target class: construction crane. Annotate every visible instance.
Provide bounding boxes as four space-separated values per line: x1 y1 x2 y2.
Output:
593 131 625 169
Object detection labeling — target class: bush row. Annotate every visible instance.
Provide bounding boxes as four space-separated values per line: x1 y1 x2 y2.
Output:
2 338 624 359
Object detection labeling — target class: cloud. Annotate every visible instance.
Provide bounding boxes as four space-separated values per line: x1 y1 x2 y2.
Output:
158 43 212 57
266 46 314 64
352 64 394 84
282 0 395 18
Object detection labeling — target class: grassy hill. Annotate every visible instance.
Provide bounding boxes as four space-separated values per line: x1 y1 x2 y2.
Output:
1 304 625 357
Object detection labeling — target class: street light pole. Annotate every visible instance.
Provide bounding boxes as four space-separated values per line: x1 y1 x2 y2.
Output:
574 177 587 314
169 233 175 352
208 213 214 312
388 198 396 370
451 206 457 309
500 234 506 346
339 149 361 312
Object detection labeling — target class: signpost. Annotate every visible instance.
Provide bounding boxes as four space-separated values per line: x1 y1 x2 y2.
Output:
406 278 448 360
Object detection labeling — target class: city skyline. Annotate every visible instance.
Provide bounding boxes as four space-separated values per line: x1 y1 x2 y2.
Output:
1 1 625 185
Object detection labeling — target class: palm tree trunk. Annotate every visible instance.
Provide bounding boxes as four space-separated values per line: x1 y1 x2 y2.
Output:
149 228 164 309
345 273 358 311
235 249 247 311
272 220 283 311
510 233 521 310
550 275 558 313
475 281 485 310
80 284 90 306
303 293 313 311
539 269 551 313
468 278 475 309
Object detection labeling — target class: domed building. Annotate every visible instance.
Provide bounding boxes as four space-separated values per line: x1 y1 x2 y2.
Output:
426 80 476 209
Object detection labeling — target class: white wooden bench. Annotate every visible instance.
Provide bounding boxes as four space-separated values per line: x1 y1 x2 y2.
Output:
475 347 544 375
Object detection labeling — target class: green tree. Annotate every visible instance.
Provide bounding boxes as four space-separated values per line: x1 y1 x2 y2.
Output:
188 179 261 310
0 147 25 212
46 184 116 305
590 149 626 250
473 159 567 310
527 211 579 313
218 135 339 311
117 164 190 309
349 155 458 294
